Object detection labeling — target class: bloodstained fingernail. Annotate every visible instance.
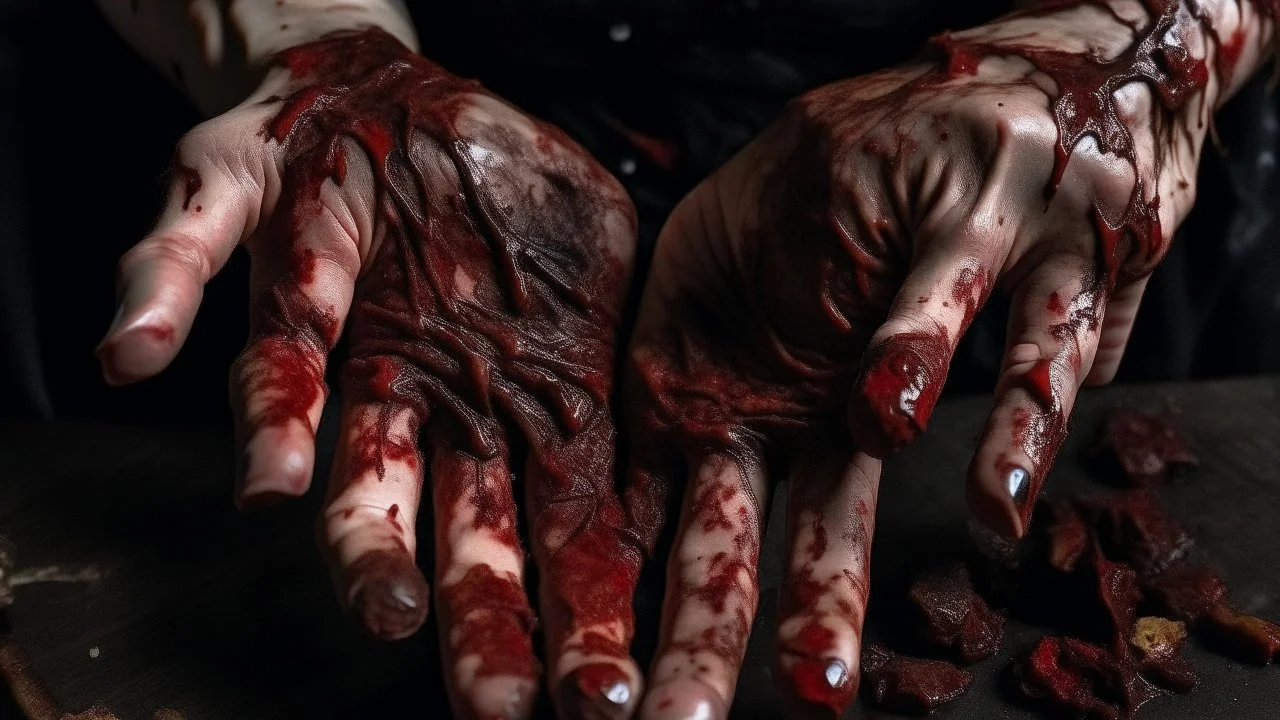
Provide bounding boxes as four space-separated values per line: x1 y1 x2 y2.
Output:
780 657 856 720
346 550 429 640
1008 465 1034 536
848 332 950 459
557 663 633 720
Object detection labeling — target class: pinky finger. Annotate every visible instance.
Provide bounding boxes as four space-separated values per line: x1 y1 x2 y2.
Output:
966 254 1107 538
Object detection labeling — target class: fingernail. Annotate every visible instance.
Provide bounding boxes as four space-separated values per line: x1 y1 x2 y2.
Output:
1007 465 1034 535
780 658 855 720
346 550 429 640
236 429 313 509
849 332 950 459
465 675 538 720
558 663 634 720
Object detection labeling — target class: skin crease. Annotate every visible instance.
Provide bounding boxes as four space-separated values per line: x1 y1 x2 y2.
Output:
626 1 1276 718
97 25 645 720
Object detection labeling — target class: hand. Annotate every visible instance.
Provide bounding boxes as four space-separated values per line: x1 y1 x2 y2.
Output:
97 29 644 720
623 1 1240 717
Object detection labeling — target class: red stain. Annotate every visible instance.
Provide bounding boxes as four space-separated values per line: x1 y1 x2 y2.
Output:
437 564 538 680
950 266 992 328
849 330 950 458
1046 291 1066 315
139 324 175 345
1023 359 1055 409
1215 26 1248 87
175 162 202 211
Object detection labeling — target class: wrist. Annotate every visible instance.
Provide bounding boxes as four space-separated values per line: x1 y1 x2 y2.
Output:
95 0 418 116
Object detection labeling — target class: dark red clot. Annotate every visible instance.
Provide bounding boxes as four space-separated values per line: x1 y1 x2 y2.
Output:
1046 500 1090 572
1097 410 1199 487
1202 604 1280 665
1017 637 1157 720
1090 546 1141 655
1076 490 1193 578
860 643 972 714
907 563 1005 664
1142 565 1227 624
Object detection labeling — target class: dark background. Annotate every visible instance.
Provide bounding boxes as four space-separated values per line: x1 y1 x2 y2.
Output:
1 0 1278 426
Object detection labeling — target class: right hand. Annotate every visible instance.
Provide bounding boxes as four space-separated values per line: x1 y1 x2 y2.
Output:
97 28 644 720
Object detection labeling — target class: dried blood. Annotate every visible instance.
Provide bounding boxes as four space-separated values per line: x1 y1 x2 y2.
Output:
1076 490 1193 578
1017 637 1158 720
1202 604 1280 665
1097 410 1199 487
1142 565 1227 623
907 563 1005 664
860 643 972 714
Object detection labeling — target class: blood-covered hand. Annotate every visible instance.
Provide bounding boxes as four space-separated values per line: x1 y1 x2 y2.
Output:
96 29 643 720
623 2 1275 718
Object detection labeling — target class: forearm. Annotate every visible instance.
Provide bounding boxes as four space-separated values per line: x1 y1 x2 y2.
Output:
94 0 417 116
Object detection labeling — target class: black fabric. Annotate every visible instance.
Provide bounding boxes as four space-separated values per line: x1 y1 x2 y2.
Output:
0 0 1277 423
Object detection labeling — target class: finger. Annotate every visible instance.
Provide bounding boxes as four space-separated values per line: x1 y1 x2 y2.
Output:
847 233 1002 458
775 449 881 720
966 253 1106 538
525 415 644 720
98 151 254 385
430 426 539 720
319 395 430 640
1084 276 1148 386
639 448 768 720
230 197 360 507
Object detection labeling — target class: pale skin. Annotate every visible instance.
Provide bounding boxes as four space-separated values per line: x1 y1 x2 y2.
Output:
91 1 1275 720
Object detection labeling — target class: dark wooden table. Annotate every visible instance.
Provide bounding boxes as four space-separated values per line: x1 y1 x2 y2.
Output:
2 378 1278 719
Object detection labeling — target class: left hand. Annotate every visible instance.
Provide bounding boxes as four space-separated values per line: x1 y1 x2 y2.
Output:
96 28 645 720
620 1 1258 717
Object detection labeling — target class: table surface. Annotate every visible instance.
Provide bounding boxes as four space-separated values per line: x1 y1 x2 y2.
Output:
1 377 1278 719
